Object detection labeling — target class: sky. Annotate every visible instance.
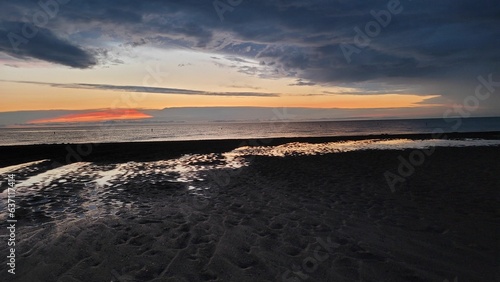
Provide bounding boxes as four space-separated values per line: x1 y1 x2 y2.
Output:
0 0 499 125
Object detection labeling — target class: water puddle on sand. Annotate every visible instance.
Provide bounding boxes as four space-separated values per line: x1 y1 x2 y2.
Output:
1 138 498 224
0 153 248 223
229 138 500 157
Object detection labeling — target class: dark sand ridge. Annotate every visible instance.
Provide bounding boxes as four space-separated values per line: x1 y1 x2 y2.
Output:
0 135 499 281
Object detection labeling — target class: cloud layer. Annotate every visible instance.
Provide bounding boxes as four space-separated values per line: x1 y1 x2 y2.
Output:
8 80 280 97
1 0 499 106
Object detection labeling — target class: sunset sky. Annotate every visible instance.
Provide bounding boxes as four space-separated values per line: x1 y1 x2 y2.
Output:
0 0 499 125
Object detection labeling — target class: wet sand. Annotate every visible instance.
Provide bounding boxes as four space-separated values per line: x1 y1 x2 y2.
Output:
0 135 499 281
1 131 500 167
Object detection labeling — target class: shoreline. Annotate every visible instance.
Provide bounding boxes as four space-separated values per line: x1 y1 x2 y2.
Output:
1 131 499 167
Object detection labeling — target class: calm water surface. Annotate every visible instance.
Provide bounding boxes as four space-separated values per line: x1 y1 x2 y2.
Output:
0 117 499 146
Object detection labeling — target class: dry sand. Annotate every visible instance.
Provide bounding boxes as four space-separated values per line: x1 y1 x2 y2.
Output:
0 140 499 281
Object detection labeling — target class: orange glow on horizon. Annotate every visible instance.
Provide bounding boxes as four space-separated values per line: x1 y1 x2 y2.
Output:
28 109 152 124
0 79 441 113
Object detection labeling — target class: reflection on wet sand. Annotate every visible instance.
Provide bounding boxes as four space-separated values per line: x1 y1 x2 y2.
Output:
1 138 500 225
229 138 500 157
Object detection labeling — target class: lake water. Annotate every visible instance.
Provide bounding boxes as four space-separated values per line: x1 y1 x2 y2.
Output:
0 117 499 146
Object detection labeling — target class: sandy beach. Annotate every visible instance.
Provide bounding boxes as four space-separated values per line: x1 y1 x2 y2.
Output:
0 134 499 281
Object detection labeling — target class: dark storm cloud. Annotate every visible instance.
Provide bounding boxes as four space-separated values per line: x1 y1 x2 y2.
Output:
0 21 97 68
0 0 499 103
